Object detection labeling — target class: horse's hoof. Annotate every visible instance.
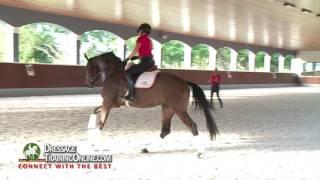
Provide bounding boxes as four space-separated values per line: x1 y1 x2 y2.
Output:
160 130 170 139
141 148 149 153
98 123 103 130
197 152 204 159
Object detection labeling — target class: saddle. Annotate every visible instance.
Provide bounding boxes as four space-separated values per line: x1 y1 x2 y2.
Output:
135 67 160 88
146 65 158 72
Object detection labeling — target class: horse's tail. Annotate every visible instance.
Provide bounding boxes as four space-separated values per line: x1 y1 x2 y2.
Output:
188 82 219 140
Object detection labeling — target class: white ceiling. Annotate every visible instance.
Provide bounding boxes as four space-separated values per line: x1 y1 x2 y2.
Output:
0 0 319 51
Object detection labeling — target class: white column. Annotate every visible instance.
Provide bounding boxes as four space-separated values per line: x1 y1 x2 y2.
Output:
183 44 191 69
278 55 285 72
4 24 14 62
264 54 271 72
63 33 77 65
248 51 255 71
229 49 237 71
152 40 161 67
208 47 217 70
291 58 304 75
115 38 125 60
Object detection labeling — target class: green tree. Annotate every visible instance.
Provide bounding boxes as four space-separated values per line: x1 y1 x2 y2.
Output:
271 53 280 72
284 55 293 72
80 30 119 64
191 44 209 70
216 47 231 71
255 51 265 72
126 36 137 52
162 40 184 69
19 23 70 64
125 36 138 62
237 49 249 71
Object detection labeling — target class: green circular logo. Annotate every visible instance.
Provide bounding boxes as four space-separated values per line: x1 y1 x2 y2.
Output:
23 143 41 161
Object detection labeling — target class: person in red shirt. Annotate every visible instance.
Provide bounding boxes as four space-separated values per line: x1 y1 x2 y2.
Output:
208 68 223 108
125 23 155 101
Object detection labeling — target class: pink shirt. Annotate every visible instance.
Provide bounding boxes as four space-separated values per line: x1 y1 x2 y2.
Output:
137 34 152 58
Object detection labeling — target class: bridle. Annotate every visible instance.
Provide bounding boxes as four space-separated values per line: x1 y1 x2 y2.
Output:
88 62 126 87
86 53 128 87
89 71 102 86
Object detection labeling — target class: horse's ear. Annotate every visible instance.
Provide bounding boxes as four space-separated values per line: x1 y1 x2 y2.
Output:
84 53 89 61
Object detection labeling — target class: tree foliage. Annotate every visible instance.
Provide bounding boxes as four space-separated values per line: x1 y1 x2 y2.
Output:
19 23 70 64
126 36 137 52
271 53 280 72
191 44 209 70
80 30 119 64
284 55 293 72
237 49 249 71
216 47 231 71
162 40 184 68
255 51 265 72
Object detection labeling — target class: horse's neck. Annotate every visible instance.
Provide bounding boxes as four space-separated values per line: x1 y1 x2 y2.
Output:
102 65 125 84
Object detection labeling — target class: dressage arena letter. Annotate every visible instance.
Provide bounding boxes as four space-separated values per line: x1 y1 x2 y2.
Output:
25 64 35 76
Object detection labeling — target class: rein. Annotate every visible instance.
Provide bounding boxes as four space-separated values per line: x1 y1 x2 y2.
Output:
91 71 102 84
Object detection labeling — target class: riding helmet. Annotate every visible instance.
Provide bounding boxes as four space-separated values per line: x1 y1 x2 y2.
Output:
137 23 152 34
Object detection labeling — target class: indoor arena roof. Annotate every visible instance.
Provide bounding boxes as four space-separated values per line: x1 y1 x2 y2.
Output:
0 0 319 51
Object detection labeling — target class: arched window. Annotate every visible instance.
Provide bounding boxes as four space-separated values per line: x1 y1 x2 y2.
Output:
191 44 210 70
162 40 185 69
80 30 122 65
19 22 74 64
284 55 294 72
237 49 250 71
255 51 266 72
271 53 281 72
216 47 232 71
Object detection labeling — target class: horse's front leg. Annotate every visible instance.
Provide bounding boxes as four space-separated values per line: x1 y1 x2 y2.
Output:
99 101 112 130
93 105 102 114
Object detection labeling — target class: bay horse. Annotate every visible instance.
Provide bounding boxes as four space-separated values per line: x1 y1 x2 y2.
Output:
85 52 218 141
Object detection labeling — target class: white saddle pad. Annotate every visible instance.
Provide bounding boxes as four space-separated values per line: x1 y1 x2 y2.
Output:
135 70 160 88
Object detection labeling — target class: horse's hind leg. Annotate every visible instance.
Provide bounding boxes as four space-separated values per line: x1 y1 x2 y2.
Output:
176 110 206 157
160 106 175 139
99 101 112 130
175 111 199 136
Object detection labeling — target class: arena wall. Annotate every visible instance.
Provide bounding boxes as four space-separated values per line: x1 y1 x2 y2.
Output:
0 63 300 89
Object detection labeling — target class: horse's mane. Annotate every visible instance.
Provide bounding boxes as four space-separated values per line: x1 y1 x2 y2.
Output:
97 52 121 62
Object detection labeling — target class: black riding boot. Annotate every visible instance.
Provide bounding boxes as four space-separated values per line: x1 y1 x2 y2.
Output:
125 74 135 101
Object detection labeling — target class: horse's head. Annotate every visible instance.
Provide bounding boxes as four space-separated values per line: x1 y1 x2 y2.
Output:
85 52 122 88
85 54 100 88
